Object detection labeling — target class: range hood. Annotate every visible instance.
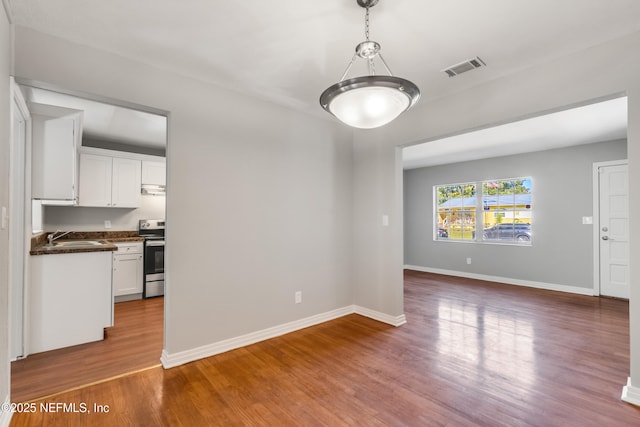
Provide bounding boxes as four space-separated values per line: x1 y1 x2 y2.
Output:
141 184 166 196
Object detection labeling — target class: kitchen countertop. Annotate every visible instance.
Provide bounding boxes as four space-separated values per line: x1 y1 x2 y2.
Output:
30 231 144 256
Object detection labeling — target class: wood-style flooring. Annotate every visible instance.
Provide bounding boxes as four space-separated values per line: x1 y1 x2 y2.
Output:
10 271 640 426
11 296 164 402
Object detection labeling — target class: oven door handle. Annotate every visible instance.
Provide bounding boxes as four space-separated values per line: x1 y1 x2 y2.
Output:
146 241 165 247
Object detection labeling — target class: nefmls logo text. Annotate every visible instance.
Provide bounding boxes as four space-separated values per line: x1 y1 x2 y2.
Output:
40 402 89 413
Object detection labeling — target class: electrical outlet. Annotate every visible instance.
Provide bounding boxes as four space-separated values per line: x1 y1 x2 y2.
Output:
466 258 472 265
104 220 112 229
295 291 302 304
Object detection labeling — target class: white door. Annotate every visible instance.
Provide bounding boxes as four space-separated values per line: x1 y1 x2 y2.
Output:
598 163 629 299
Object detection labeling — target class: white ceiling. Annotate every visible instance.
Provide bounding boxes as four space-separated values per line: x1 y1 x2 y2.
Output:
10 0 639 156
11 0 640 117
403 96 628 169
20 86 167 149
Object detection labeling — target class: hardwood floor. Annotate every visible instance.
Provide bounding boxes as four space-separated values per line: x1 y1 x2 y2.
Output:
11 296 164 402
10 272 640 426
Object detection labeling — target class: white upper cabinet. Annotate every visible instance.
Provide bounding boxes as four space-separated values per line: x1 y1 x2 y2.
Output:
30 103 83 204
141 160 166 186
112 157 142 207
79 153 141 208
78 154 111 206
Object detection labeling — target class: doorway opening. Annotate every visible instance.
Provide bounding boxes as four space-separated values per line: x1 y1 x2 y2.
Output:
8 81 169 402
401 95 628 293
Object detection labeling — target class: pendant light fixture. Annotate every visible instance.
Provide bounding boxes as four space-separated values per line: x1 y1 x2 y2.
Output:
320 0 420 129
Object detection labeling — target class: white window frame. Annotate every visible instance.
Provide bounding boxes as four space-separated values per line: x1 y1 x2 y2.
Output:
434 177 532 246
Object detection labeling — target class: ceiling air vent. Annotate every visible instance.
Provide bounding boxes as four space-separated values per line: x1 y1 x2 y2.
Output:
443 57 486 77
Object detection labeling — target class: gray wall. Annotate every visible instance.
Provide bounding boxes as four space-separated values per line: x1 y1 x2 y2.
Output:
0 0 11 410
404 140 626 289
14 26 354 358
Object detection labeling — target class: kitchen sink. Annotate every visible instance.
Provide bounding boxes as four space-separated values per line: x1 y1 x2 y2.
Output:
52 240 105 247
37 239 115 254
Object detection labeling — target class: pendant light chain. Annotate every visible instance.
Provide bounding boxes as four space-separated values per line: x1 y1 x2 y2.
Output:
365 5 370 41
365 5 376 75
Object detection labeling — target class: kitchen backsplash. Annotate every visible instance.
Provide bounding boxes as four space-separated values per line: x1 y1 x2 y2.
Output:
43 194 165 231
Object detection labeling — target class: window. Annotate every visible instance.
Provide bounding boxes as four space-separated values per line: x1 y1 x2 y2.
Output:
435 178 532 244
481 179 532 243
436 182 476 241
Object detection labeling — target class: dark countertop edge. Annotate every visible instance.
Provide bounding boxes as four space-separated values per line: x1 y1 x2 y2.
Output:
30 242 118 256
104 237 145 243
30 232 144 256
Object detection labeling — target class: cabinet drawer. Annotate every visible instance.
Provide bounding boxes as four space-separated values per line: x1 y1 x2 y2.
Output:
114 242 143 254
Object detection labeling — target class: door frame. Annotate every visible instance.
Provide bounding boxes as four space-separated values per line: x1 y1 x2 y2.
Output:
592 159 628 296
9 76 32 360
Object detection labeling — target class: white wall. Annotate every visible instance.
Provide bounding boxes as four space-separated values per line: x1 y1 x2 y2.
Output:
13 27 354 359
352 31 640 400
44 194 165 231
0 0 11 414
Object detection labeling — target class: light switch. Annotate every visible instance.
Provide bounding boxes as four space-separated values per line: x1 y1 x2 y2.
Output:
382 215 389 227
582 216 593 225
1 206 7 229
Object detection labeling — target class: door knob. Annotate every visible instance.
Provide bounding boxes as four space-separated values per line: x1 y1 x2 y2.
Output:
602 227 608 232
602 236 609 240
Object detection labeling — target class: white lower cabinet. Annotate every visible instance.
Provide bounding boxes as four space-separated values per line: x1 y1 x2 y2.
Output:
29 251 112 354
113 242 143 301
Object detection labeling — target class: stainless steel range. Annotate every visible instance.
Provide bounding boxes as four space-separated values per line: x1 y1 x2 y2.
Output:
138 219 165 298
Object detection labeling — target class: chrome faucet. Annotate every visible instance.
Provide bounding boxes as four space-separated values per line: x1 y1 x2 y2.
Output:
48 230 72 245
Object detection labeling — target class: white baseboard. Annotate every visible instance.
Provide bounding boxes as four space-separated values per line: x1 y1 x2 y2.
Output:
161 304 406 369
0 396 12 427
354 305 407 326
404 265 595 296
622 377 640 406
